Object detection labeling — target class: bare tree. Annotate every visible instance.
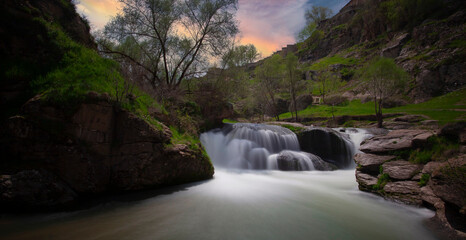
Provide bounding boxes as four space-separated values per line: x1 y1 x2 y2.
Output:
98 0 238 92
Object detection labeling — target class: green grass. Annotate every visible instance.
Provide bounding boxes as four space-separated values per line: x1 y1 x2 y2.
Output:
308 55 358 71
279 88 466 124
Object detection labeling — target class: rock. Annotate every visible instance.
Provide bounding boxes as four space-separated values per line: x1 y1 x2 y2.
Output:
439 121 466 142
0 170 77 211
275 151 337 171
420 186 444 210
383 181 422 205
381 32 410 58
355 171 378 191
360 129 435 153
289 94 314 111
0 96 214 209
354 153 395 175
298 127 354 168
429 154 466 210
382 160 422 180
393 115 425 123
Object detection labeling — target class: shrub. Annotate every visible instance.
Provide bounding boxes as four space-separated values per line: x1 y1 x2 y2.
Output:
419 174 430 186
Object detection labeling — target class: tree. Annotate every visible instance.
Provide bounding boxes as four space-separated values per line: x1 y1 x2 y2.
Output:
254 54 283 120
284 53 300 121
305 6 333 24
362 57 408 128
297 6 331 42
316 68 340 104
98 0 238 92
222 44 261 68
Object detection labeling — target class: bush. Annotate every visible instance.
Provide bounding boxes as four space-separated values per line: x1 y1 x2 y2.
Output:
325 95 349 106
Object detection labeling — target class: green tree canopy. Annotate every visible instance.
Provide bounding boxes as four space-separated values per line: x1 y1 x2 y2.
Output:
362 57 408 127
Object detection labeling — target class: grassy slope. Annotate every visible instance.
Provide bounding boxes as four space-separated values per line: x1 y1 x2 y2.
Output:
279 88 466 124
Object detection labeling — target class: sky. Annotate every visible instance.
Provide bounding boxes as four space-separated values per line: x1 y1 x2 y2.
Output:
77 0 349 57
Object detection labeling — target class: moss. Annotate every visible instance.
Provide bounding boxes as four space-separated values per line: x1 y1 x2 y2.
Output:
448 39 466 49
419 173 430 186
281 124 305 134
373 173 390 191
222 119 238 124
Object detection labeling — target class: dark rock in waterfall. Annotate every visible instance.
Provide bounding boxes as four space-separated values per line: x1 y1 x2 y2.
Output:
298 127 354 168
276 151 337 171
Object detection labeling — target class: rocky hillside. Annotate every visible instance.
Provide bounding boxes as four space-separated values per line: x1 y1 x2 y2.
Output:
0 0 214 211
297 0 465 103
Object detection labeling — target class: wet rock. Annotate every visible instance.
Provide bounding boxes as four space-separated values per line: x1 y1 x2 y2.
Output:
298 127 354 168
355 171 378 191
276 151 337 171
0 170 77 210
360 129 435 153
383 181 422 205
354 153 395 175
382 160 422 180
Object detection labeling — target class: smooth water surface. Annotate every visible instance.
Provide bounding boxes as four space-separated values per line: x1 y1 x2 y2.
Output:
0 170 436 240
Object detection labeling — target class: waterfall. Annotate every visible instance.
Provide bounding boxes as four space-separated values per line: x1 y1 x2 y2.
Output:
200 123 371 171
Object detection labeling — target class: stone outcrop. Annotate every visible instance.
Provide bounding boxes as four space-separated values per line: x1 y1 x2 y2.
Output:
0 93 214 211
355 126 466 239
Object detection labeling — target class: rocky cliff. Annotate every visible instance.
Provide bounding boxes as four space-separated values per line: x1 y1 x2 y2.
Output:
0 93 213 211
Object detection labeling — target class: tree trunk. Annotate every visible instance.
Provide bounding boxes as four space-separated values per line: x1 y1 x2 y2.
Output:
376 99 383 128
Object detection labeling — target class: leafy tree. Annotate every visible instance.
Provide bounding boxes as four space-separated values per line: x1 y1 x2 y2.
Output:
98 0 238 92
284 53 301 121
316 68 341 104
297 6 331 42
254 54 284 120
297 22 316 42
305 6 333 24
362 57 408 128
222 44 261 68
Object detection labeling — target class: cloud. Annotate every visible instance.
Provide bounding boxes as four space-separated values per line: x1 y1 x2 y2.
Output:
76 0 121 29
237 0 308 56
77 0 349 57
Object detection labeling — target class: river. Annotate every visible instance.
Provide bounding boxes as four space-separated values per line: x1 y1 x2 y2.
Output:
0 124 438 240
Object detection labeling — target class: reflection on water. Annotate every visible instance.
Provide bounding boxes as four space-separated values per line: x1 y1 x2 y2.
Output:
0 170 436 240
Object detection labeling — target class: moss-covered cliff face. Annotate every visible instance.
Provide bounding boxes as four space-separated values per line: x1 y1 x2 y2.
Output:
0 0 214 211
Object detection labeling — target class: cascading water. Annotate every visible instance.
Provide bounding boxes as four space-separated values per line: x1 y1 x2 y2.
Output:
200 123 370 171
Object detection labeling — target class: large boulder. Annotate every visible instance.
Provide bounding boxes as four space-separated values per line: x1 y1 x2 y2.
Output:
298 127 354 168
360 129 434 153
289 94 313 112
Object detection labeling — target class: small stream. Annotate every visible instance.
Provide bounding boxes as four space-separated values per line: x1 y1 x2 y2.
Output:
0 124 437 240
